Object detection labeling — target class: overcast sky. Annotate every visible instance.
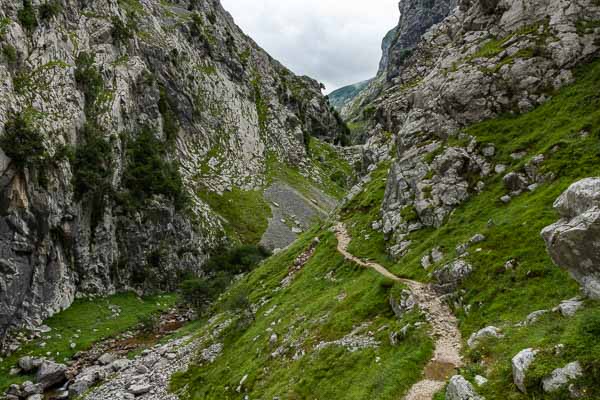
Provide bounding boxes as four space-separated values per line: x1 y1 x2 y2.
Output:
220 0 400 93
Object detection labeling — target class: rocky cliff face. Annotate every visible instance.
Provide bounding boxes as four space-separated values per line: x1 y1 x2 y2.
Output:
340 0 457 121
0 0 343 340
357 0 600 256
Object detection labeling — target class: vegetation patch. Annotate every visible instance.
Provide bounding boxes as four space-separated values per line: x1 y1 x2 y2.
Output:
251 73 269 134
17 0 37 32
198 187 272 245
73 124 114 200
0 112 45 169
181 244 270 315
2 44 17 64
121 127 188 211
39 0 62 21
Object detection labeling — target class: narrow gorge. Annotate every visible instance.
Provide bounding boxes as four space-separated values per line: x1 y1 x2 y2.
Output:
1 0 600 399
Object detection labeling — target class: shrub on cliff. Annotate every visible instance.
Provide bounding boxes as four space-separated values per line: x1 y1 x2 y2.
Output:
122 127 188 210
0 113 45 169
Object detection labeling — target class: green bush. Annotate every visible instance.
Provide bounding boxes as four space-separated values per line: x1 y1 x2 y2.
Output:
73 124 113 199
17 0 37 31
158 86 179 142
0 113 45 169
180 245 270 316
122 127 188 210
180 278 218 314
204 244 271 275
111 16 134 45
39 0 62 21
2 44 17 64
138 313 160 334
75 53 105 116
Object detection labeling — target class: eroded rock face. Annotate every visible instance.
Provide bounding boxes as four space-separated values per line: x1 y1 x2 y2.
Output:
542 178 600 299
0 0 342 340
368 0 600 255
341 0 458 120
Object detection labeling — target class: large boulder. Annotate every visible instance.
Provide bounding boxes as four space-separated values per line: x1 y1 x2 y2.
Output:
18 356 43 373
542 361 583 393
542 178 600 299
512 348 538 393
467 326 503 348
433 260 473 293
36 361 67 390
446 375 484 400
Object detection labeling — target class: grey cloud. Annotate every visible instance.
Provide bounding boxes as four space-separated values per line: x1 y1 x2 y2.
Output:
220 0 399 92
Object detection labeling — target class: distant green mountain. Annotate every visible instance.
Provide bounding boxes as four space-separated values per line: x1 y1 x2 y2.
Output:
328 79 372 111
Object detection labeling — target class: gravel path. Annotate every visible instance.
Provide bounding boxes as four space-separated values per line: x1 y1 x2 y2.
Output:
334 223 463 400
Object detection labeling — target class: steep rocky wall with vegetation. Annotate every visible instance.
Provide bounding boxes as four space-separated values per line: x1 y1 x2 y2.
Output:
337 0 457 128
0 0 345 339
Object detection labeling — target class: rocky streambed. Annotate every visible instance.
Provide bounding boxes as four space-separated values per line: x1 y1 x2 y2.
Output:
3 308 192 400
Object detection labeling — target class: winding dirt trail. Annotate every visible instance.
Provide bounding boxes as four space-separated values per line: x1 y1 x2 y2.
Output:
334 223 463 400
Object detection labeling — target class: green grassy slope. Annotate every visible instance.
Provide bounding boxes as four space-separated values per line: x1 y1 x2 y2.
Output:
340 59 600 398
171 229 434 399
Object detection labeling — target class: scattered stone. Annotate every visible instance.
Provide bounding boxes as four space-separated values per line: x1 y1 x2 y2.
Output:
500 195 512 204
524 310 549 325
98 353 117 366
433 259 473 293
504 259 518 270
542 361 583 393
36 360 67 390
128 383 152 395
18 356 43 372
553 298 584 317
512 348 538 393
136 364 149 375
21 381 43 396
389 289 416 318
504 172 529 192
474 375 488 386
446 375 483 400
470 233 486 244
236 374 249 393
511 151 527 160
495 164 507 174
111 359 130 371
542 178 600 298
467 326 504 348
482 145 495 157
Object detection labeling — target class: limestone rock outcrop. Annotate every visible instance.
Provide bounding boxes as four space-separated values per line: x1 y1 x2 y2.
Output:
542 178 600 299
0 0 343 342
356 0 600 257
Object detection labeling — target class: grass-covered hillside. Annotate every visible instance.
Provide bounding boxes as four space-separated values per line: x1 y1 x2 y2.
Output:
341 59 600 398
171 59 600 400
171 229 434 399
